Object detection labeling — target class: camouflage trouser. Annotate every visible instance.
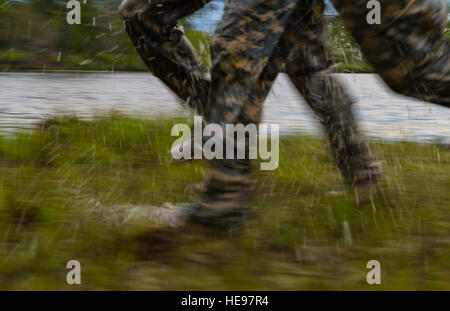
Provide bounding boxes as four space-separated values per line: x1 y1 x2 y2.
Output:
119 0 379 210
331 0 450 107
119 0 212 115
203 0 381 209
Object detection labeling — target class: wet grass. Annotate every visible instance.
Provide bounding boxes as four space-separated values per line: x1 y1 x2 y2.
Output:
0 114 448 290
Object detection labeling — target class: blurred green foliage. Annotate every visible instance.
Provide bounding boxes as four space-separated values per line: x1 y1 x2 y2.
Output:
0 115 448 290
0 0 145 71
1 1 449 72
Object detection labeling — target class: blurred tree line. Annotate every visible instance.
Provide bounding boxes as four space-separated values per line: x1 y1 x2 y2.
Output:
0 0 147 70
0 0 448 72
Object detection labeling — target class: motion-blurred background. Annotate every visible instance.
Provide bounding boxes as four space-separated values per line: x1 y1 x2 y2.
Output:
1 0 447 72
0 0 449 290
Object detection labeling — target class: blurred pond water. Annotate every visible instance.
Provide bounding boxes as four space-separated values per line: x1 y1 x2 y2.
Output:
0 72 448 143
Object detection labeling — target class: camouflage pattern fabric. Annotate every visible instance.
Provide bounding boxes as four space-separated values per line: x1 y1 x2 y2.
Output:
203 0 379 210
119 0 212 115
331 0 450 107
119 0 380 212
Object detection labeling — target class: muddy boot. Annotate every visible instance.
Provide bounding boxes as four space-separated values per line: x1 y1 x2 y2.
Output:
191 158 254 228
169 203 253 230
162 158 254 230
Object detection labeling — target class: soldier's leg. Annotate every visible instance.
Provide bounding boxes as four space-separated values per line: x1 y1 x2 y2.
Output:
283 10 380 185
119 0 211 115
184 0 303 224
331 0 450 107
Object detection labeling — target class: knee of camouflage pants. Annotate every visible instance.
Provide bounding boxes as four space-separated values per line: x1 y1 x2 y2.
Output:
119 0 184 44
119 0 148 19
120 0 211 23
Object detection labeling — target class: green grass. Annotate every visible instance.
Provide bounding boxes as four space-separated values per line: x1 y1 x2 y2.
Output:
0 115 448 290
